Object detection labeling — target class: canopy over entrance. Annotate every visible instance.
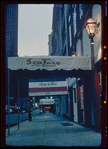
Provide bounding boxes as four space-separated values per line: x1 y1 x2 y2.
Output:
7 56 92 135
8 56 91 71
39 98 55 106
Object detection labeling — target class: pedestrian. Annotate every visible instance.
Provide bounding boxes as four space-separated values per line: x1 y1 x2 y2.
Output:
28 110 32 121
40 107 42 115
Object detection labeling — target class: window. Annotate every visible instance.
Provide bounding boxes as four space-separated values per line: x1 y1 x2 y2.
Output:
6 47 10 53
79 4 83 20
105 1 107 17
6 52 10 57
69 25 72 47
63 47 66 56
62 23 65 45
68 14 72 47
73 4 77 37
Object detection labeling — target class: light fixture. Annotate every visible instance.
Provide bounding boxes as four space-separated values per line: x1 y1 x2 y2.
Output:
77 78 80 81
95 20 100 34
103 46 107 49
104 56 107 60
103 101 107 104
85 18 96 38
72 51 76 57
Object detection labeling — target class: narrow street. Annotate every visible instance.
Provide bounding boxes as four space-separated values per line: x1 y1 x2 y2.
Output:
1 2 107 148
6 110 101 147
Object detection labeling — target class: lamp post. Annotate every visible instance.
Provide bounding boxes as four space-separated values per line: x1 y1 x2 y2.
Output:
85 18 97 128
18 79 20 130
8 69 10 136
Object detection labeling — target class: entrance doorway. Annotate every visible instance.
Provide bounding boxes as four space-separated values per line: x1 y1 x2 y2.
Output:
77 78 85 124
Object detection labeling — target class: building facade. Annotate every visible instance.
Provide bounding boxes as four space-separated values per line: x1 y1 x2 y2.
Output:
19 97 31 111
5 4 18 105
48 31 53 55
50 3 103 131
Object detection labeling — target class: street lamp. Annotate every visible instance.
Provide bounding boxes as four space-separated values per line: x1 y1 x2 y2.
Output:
85 18 96 45
85 18 97 70
85 18 99 129
72 51 76 57
85 18 96 38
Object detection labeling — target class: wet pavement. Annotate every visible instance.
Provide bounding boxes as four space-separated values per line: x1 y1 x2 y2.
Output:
5 110 101 147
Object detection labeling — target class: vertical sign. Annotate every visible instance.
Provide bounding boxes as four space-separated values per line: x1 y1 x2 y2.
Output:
80 85 84 109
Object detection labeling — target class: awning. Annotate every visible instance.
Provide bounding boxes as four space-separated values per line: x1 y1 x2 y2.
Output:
8 56 91 71
39 99 55 105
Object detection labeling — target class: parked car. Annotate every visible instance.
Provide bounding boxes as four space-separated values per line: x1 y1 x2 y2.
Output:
10 106 17 113
5 107 13 114
14 107 21 113
21 110 26 113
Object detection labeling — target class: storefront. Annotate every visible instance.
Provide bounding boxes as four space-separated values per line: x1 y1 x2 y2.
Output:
7 55 92 135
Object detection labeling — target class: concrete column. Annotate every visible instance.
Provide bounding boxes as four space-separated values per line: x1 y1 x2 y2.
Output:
69 87 74 121
93 70 101 130
83 76 92 128
8 69 10 136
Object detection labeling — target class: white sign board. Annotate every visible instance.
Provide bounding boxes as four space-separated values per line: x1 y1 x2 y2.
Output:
8 56 91 71
29 81 68 96
39 99 55 105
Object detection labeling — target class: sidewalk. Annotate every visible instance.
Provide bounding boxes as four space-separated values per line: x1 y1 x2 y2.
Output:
5 110 101 147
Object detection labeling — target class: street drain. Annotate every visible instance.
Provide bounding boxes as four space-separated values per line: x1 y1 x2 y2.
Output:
61 123 74 126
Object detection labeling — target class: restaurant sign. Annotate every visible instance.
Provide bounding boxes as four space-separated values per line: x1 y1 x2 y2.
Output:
8 56 91 71
29 81 68 96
